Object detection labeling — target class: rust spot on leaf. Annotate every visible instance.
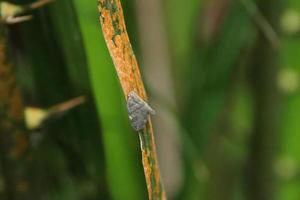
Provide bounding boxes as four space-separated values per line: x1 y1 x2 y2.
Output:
98 1 166 199
98 0 146 100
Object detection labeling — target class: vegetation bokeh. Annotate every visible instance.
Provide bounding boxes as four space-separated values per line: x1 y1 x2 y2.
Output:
1 0 300 200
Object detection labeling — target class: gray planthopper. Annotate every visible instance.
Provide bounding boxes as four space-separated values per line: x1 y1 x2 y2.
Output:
127 91 155 131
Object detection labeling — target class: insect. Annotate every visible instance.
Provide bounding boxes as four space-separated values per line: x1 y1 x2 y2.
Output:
127 91 155 131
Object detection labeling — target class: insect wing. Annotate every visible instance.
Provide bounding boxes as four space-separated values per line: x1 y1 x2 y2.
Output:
127 92 154 131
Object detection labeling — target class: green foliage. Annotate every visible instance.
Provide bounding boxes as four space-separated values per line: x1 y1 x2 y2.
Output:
1 0 300 200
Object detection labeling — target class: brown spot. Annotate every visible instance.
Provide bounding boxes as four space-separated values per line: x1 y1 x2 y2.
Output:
98 1 165 199
9 134 28 158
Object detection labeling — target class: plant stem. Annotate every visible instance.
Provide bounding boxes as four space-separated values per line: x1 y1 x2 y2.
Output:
245 1 282 199
0 28 26 200
97 0 166 199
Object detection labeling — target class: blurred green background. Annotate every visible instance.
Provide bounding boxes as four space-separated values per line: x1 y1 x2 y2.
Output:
1 0 300 199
